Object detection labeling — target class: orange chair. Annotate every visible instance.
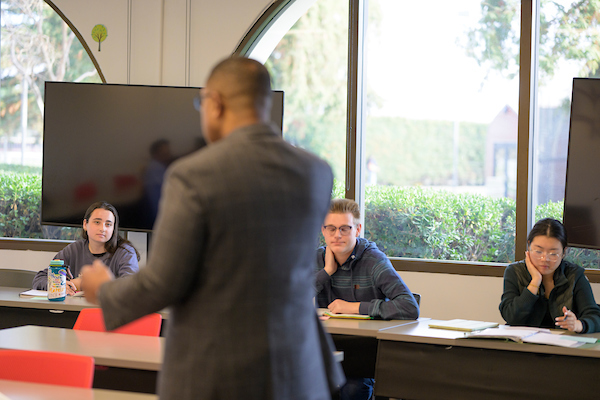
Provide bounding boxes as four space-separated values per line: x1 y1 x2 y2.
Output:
74 308 162 337
0 349 94 388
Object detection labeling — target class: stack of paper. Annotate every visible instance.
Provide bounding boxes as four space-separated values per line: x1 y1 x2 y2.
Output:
428 319 499 332
19 289 48 298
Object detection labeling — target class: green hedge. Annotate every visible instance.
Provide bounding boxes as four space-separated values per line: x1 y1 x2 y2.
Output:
1 166 598 268
0 165 77 240
364 185 516 262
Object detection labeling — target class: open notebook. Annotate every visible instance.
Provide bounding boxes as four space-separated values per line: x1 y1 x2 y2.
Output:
464 326 598 348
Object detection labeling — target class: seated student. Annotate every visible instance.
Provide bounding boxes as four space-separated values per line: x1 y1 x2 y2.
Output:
500 218 600 333
315 198 419 400
315 198 419 319
32 201 139 294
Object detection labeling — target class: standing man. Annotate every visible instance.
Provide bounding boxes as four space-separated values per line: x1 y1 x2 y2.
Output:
81 57 344 399
315 198 418 400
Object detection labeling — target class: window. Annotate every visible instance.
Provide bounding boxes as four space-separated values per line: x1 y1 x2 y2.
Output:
244 0 600 273
261 0 349 193
531 0 600 267
363 1 519 262
1 0 101 240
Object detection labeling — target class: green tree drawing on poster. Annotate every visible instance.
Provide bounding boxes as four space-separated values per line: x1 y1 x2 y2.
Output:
91 24 107 51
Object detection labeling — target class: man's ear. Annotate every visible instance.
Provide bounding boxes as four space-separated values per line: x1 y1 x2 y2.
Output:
212 91 225 117
355 223 362 237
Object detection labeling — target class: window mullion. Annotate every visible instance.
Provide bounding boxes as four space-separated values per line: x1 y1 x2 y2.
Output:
516 0 537 260
346 0 367 229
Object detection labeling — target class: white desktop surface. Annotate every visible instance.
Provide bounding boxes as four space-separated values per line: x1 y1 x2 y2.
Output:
0 325 163 371
0 379 157 400
317 308 422 336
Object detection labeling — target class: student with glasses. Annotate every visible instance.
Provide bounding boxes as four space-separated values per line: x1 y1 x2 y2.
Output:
315 198 419 400
500 218 600 333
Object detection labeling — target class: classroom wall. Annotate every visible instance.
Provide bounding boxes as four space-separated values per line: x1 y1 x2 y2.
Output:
53 0 273 85
3 0 599 324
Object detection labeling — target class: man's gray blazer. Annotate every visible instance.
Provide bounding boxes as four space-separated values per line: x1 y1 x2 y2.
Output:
98 123 344 399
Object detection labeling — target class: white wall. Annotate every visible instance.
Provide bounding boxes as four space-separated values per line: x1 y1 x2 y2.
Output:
4 248 600 322
0 250 55 272
53 0 273 85
400 271 600 323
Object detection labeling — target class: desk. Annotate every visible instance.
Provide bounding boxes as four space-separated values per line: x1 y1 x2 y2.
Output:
0 325 163 370
317 309 421 382
0 325 163 393
0 287 97 311
321 316 419 337
374 319 600 400
317 308 421 337
0 287 169 334
0 286 96 330
0 379 157 400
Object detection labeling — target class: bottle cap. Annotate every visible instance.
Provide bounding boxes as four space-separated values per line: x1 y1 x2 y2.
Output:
49 259 65 267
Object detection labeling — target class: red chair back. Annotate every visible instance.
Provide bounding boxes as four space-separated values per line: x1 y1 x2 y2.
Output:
0 349 94 388
74 308 162 337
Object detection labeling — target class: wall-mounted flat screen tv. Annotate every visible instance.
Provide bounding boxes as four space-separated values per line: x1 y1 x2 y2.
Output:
42 81 284 231
563 78 600 249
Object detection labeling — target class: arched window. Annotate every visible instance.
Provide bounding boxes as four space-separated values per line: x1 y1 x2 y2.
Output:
1 0 101 239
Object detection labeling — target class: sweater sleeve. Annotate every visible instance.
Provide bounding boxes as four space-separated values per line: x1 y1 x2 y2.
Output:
314 249 333 308
31 246 69 290
361 260 419 320
314 248 330 294
499 263 541 325
572 270 600 333
110 244 140 277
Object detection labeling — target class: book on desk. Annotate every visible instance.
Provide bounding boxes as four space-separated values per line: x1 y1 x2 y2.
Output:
322 311 373 320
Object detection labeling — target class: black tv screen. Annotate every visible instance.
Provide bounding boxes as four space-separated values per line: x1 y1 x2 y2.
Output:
42 82 284 231
563 78 600 249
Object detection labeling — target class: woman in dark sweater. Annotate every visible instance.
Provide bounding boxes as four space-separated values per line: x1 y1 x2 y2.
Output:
500 218 600 333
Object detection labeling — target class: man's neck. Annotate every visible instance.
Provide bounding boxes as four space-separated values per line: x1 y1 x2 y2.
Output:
334 250 353 267
220 114 264 139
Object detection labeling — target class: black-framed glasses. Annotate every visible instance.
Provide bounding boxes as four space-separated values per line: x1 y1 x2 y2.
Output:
323 225 353 235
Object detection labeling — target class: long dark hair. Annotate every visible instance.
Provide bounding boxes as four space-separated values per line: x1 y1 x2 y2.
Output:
81 201 140 261
527 218 568 251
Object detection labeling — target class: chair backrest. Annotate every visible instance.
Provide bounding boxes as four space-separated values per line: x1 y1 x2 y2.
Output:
412 293 421 306
0 349 94 388
0 268 37 288
74 308 162 336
